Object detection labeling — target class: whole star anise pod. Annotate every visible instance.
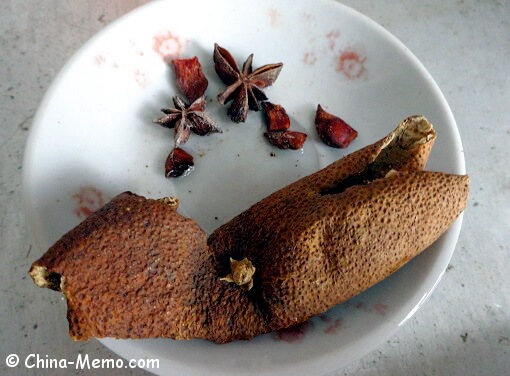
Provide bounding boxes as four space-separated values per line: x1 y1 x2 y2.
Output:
213 43 283 123
155 95 222 146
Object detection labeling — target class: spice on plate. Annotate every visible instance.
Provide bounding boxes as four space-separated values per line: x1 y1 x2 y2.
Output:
155 95 221 147
315 104 358 148
262 101 290 132
165 147 194 178
264 130 307 150
213 43 283 123
262 101 307 150
171 57 209 103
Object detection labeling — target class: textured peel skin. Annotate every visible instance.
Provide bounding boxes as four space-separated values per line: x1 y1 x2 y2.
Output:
29 116 469 343
30 193 215 340
208 171 469 336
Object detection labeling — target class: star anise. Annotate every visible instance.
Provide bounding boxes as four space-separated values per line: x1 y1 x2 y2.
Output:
155 95 221 146
213 43 283 123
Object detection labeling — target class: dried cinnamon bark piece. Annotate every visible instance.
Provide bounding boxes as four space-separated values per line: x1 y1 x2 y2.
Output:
171 57 208 103
262 102 290 132
165 147 194 178
315 104 358 148
264 131 307 150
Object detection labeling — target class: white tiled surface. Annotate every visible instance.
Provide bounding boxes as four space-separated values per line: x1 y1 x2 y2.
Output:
1 1 508 375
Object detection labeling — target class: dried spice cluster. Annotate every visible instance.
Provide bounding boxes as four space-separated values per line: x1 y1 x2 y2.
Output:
155 57 220 177
154 44 359 178
262 102 307 150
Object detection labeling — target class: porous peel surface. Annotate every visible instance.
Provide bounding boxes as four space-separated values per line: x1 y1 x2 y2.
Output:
29 193 211 340
29 193 267 342
208 171 469 332
29 116 469 343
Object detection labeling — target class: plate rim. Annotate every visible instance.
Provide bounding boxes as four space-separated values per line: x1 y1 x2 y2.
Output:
22 0 466 375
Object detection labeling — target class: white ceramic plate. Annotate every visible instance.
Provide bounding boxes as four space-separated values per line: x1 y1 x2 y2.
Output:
23 0 466 375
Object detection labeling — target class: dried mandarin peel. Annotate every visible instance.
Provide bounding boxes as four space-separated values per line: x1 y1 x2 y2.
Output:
29 116 468 343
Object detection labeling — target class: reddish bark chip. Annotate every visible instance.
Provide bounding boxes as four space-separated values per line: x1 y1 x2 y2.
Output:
165 147 194 178
262 102 291 132
264 131 307 150
315 104 358 148
171 57 208 103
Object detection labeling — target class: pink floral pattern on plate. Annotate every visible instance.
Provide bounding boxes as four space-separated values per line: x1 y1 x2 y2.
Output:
335 45 367 79
72 186 105 220
302 29 368 80
152 30 188 62
91 30 188 88
274 321 314 343
270 299 389 342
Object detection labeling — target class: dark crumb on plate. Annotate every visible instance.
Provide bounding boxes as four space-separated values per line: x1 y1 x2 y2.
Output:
270 152 276 157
